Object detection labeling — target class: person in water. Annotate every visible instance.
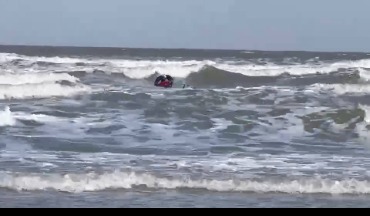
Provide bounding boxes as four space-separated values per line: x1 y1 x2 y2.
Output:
154 74 174 88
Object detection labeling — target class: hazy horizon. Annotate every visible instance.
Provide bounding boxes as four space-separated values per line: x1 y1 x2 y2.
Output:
0 0 369 52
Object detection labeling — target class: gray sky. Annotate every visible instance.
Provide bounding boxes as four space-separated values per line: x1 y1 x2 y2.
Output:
0 0 369 51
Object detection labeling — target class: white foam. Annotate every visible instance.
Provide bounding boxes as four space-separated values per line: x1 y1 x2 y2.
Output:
12 112 61 123
0 53 88 65
0 53 22 64
332 59 370 69
355 105 370 142
210 118 234 132
358 68 370 81
0 83 90 100
0 106 67 127
0 107 16 126
359 105 370 124
0 73 79 85
1 171 370 194
311 84 370 95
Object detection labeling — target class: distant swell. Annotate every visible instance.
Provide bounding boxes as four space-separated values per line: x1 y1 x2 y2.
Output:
185 66 279 88
1 171 370 195
184 66 362 88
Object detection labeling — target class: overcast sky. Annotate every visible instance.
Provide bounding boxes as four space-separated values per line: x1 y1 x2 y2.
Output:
0 0 369 51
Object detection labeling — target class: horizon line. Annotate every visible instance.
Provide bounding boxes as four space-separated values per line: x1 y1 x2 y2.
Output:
0 43 368 54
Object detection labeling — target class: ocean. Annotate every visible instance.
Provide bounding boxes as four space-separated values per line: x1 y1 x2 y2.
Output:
1 45 370 208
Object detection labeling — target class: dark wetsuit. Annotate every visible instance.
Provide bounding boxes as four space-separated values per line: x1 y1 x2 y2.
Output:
154 75 174 88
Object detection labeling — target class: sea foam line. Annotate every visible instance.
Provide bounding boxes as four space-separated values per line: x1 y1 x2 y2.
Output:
1 171 369 194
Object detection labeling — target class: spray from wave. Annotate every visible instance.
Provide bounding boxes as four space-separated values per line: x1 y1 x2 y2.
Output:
0 107 16 126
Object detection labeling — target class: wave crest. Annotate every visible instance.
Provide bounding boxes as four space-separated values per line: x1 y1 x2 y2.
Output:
0 82 90 100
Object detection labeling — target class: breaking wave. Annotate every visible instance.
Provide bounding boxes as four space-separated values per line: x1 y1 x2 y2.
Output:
1 171 370 195
0 82 90 100
0 73 79 85
0 68 88 100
